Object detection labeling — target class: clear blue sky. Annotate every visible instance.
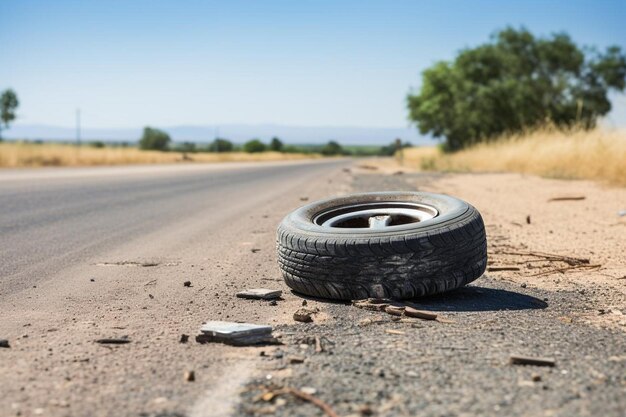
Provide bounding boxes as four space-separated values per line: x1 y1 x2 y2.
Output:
1 0 625 130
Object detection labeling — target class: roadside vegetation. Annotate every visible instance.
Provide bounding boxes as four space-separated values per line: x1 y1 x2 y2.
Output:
407 27 626 151
0 141 322 167
402 126 626 186
401 27 626 186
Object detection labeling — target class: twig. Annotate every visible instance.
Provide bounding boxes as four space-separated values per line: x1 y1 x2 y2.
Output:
489 250 589 264
275 387 340 417
530 264 601 277
548 196 586 202
488 266 521 272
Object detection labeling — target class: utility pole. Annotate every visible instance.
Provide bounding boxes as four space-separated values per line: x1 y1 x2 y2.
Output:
76 108 81 146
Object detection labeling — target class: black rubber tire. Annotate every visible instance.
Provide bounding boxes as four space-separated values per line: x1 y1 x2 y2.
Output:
277 192 487 300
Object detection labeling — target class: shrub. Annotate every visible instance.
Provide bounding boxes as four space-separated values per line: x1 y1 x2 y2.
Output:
243 139 266 153
139 127 171 151
208 138 234 152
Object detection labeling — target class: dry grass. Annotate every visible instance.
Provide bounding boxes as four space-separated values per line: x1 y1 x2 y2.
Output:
402 127 626 186
0 142 319 168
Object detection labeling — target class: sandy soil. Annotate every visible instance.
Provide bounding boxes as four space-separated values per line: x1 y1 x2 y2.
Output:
407 172 626 329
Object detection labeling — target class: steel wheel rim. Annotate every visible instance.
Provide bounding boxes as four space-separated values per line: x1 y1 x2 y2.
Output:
314 202 439 229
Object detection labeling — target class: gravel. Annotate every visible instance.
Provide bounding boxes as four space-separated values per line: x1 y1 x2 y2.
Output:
237 173 626 417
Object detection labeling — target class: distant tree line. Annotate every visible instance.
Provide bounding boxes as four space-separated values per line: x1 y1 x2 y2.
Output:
407 27 626 151
136 127 404 156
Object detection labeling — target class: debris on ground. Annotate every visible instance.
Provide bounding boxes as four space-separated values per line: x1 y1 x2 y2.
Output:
0 339 10 348
184 370 195 382
196 321 279 346
487 266 521 272
509 354 556 367
488 248 600 277
236 288 282 300
526 215 531 224
548 196 586 202
251 248 261 253
385 329 406 335
404 307 438 321
257 386 340 417
288 356 305 364
95 337 130 345
179 334 189 343
300 197 309 201
293 307 318 323
352 298 393 312
183 280 192 287
353 299 441 321
358 164 378 171
295 335 333 353
392 171 404 175
384 305 405 316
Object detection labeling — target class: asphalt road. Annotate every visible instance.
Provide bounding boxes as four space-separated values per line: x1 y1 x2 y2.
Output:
0 159 351 417
0 160 347 295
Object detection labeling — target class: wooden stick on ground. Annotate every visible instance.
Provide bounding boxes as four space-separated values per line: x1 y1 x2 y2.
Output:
279 387 340 417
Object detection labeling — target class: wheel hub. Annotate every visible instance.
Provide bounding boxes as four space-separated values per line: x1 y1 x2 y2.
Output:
314 202 438 229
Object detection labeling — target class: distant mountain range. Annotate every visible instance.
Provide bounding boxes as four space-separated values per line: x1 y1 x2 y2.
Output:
4 123 431 146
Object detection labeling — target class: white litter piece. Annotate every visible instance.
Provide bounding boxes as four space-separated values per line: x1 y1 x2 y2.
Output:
196 321 277 346
236 288 282 300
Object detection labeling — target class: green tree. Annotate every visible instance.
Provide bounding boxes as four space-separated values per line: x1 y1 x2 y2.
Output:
269 136 284 151
243 139 266 153
208 138 234 152
138 127 171 151
407 28 626 151
320 140 344 156
0 89 19 140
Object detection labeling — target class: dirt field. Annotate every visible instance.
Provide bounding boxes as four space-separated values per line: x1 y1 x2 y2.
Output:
0 142 319 167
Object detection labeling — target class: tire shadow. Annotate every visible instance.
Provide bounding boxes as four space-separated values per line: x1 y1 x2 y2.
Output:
407 285 548 312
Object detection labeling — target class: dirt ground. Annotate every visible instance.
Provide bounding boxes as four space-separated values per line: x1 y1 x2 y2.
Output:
1 160 625 417
238 164 626 417
410 170 626 329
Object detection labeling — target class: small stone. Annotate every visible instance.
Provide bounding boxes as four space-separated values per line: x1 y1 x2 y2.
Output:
251 248 261 253
288 356 305 364
300 386 317 395
148 294 154 299
269 300 277 306
179 334 189 343
90 278 95 282
0 339 10 348
521 283 527 288
184 370 195 382
293 308 316 323
359 404 374 415
302 300 308 306
183 281 192 287
526 215 531 224
531 373 542 382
